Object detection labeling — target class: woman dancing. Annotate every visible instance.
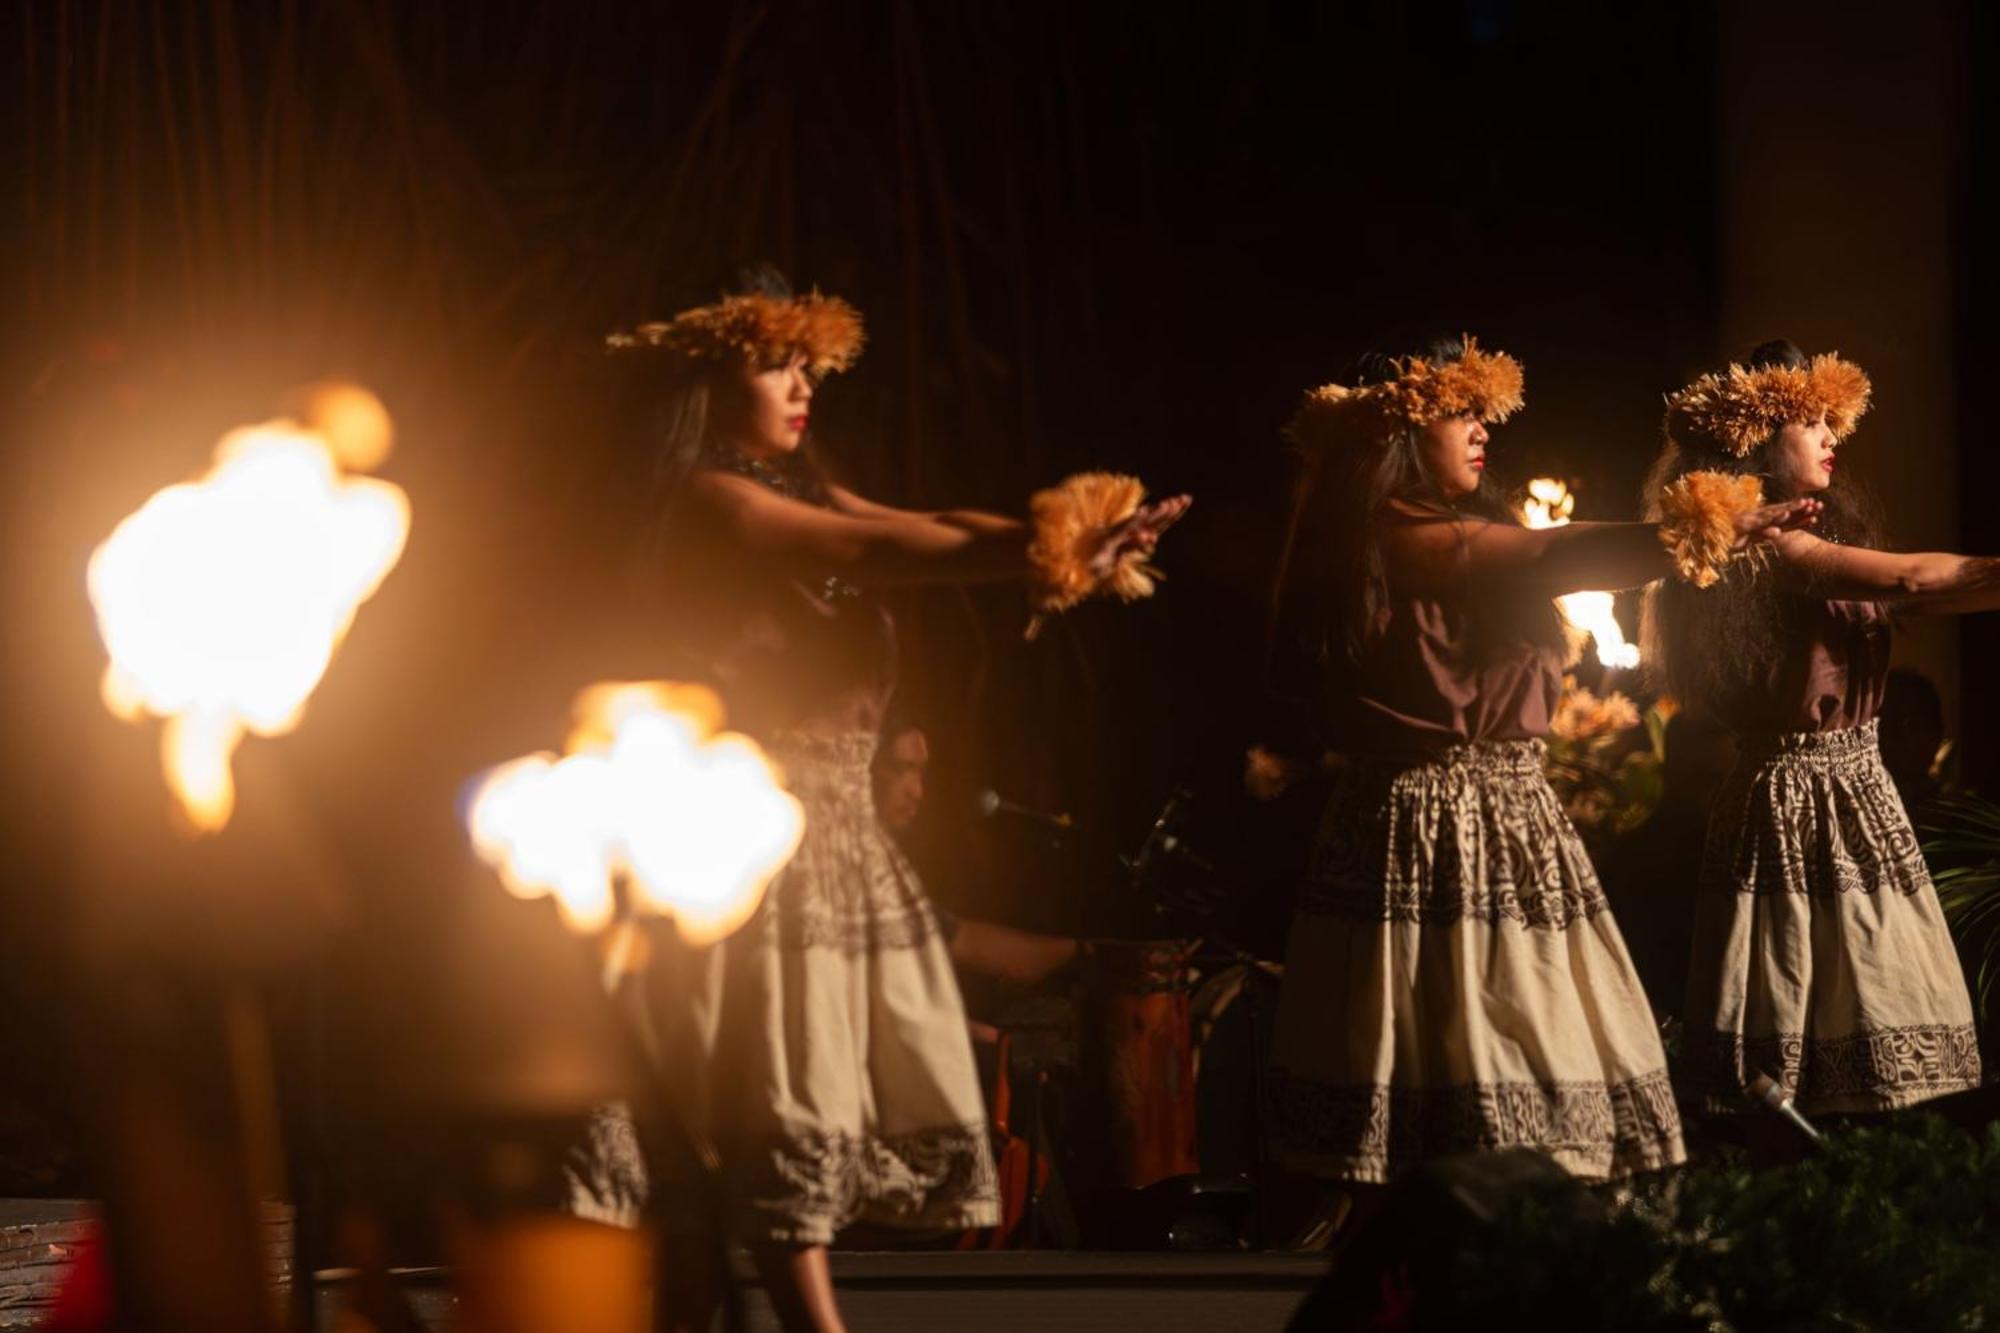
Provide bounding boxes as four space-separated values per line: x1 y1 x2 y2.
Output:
1264 335 1812 1188
605 268 1186 1330
1644 338 1996 1117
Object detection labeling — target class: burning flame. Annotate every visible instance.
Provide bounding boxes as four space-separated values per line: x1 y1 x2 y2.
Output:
465 682 805 945
86 383 410 831
1520 476 1577 530
1519 477 1641 670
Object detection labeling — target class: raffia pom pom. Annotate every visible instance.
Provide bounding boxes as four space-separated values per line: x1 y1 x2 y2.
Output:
1657 471 1764 589
1024 472 1159 640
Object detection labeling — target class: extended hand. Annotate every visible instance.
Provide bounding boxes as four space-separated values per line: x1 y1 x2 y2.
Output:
1089 493 1192 578
1732 495 1820 550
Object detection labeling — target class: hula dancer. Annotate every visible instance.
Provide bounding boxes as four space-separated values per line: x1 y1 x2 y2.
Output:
1645 338 1997 1116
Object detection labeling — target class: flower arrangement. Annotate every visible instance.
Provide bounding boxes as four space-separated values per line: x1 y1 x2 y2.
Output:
1543 677 1669 837
1410 1116 2000 1330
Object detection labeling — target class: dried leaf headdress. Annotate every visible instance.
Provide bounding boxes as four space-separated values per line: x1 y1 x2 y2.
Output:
1284 336 1526 453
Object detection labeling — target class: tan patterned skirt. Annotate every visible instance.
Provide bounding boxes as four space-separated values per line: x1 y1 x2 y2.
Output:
1269 739 1686 1184
682 731 999 1245
1684 720 1981 1116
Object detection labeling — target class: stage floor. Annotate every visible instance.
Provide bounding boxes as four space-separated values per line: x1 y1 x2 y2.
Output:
4 1201 1325 1331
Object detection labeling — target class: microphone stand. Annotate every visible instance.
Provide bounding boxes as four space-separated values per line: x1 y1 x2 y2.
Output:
1745 1072 1825 1148
1130 785 1276 1247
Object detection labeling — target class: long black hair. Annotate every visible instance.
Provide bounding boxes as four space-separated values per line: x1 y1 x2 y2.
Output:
1267 334 1567 711
1640 338 1885 709
606 261 838 571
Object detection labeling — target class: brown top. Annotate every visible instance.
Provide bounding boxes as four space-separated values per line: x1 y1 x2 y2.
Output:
1333 508 1564 756
662 466 898 740
1716 598 1891 735
698 575 898 738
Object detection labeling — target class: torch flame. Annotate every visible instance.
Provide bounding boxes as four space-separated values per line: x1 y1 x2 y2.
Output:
465 682 805 946
1519 477 1641 671
86 384 410 831
1521 476 1577 529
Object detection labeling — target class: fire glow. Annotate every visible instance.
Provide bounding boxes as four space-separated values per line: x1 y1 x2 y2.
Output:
1520 477 1641 671
87 384 411 832
465 682 805 945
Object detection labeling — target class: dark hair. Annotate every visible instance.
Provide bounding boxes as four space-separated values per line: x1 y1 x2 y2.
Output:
1267 335 1567 714
609 261 837 567
874 697 926 752
1640 338 1885 709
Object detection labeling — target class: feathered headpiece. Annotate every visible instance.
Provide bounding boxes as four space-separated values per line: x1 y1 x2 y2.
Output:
1283 336 1525 453
605 292 865 377
1663 353 1870 459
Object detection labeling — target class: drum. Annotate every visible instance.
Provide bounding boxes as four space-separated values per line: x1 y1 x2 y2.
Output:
1080 940 1200 1189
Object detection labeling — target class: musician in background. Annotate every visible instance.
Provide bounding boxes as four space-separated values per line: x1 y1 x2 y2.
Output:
872 721 1080 987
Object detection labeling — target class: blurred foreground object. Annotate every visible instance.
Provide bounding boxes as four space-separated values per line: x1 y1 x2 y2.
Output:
465 681 803 946
86 382 408 833
451 681 802 1332
68 385 406 1332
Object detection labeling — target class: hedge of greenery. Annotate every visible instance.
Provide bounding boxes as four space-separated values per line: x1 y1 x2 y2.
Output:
1415 1117 2000 1332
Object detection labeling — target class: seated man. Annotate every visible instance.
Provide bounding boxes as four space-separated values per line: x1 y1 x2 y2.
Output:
872 721 1079 988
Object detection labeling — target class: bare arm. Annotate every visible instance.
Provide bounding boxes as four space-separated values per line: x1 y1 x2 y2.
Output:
1385 515 1695 598
1385 499 1817 599
948 920 1079 986
826 483 1025 536
1770 532 2000 614
691 471 1030 585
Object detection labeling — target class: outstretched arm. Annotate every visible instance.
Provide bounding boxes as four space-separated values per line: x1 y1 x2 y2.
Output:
826 483 1025 537
1383 499 1817 599
690 471 1187 587
1770 532 2000 614
690 471 1030 584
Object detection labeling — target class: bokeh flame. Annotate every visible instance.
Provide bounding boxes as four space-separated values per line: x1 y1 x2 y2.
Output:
465 682 805 945
1520 477 1641 670
87 383 410 831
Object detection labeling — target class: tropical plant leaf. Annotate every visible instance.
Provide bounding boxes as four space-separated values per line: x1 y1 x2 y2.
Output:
1922 790 2000 1027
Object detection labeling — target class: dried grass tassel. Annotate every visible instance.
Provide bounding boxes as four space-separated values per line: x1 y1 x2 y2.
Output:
1024 472 1160 639
1657 471 1764 588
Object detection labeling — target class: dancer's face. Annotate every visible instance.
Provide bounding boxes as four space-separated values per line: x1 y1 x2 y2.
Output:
1416 413 1489 500
873 728 929 833
723 352 814 458
1771 414 1837 495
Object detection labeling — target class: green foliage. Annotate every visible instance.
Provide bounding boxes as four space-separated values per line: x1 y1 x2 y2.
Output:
1924 791 2000 1027
1422 1117 2000 1332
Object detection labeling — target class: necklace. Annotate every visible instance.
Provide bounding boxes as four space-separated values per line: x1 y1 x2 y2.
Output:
707 447 828 506
706 446 861 602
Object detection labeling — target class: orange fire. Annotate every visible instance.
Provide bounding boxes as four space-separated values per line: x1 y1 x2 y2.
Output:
86 383 411 831
1520 477 1640 670
465 682 805 945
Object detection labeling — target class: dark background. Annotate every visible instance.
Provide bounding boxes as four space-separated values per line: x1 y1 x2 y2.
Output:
3 1 1996 1190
